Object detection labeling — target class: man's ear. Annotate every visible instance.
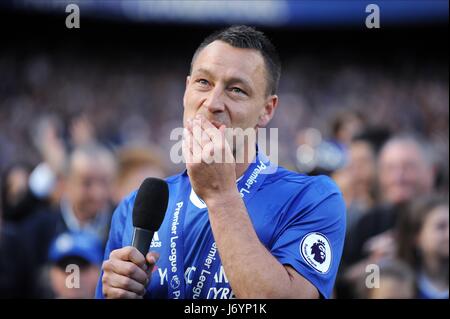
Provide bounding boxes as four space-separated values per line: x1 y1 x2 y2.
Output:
257 95 278 128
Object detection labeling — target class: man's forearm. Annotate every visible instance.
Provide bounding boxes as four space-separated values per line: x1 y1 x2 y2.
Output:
206 190 295 298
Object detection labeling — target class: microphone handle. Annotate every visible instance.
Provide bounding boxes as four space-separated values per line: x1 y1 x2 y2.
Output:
131 227 154 257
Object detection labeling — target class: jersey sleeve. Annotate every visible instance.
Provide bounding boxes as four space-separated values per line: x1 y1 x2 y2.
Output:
270 176 346 299
94 193 134 299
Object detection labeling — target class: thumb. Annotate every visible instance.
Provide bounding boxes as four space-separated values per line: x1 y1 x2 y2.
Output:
145 251 160 275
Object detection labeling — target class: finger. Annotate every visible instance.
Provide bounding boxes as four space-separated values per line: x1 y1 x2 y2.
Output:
104 259 149 284
195 116 230 157
183 127 200 164
201 142 215 163
195 119 229 162
188 126 203 163
146 251 160 276
192 117 212 147
199 117 222 143
219 124 231 146
185 118 193 132
146 251 160 266
220 125 234 153
103 286 142 299
182 128 194 163
105 272 147 296
110 246 146 270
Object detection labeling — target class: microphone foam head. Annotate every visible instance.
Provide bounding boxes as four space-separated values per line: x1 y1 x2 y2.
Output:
132 177 169 231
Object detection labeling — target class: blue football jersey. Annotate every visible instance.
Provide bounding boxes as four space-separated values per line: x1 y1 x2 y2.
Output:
96 158 346 299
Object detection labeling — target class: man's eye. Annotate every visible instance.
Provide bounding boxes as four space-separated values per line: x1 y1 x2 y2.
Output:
230 87 247 95
197 79 209 86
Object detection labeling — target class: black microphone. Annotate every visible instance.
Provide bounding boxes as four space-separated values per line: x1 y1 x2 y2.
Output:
132 177 169 256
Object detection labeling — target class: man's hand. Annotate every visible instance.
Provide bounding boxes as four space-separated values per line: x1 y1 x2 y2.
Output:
101 246 159 299
182 114 237 203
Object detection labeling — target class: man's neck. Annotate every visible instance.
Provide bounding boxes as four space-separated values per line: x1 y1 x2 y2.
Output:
63 198 94 227
73 206 94 226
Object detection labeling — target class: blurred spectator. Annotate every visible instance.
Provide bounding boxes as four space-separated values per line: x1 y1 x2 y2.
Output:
31 115 67 176
333 138 377 231
0 162 46 223
62 144 116 236
295 127 347 175
352 127 392 155
340 135 437 297
294 110 367 176
396 196 449 299
330 110 366 150
36 231 103 298
378 136 435 206
345 135 436 261
22 143 117 270
69 114 97 149
1 116 68 226
0 164 33 299
0 221 34 298
357 259 416 299
113 146 167 205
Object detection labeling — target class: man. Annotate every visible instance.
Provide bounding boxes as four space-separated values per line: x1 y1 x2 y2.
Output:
332 137 377 231
23 143 117 268
43 231 104 299
378 135 435 206
344 135 436 265
96 25 346 299
341 135 436 297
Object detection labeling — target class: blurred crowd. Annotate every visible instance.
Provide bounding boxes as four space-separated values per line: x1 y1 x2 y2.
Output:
0 43 448 298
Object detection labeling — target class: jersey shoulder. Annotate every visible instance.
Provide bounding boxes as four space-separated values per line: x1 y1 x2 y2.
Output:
262 166 345 225
263 166 342 201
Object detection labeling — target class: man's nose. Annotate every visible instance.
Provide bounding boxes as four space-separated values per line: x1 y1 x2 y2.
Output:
88 180 107 199
389 165 408 183
203 87 225 113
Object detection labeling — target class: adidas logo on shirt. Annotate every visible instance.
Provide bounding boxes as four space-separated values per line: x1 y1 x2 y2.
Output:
150 232 162 248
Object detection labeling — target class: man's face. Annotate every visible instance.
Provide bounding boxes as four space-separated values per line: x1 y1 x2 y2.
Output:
348 140 376 188
183 40 277 153
67 154 114 220
379 142 434 205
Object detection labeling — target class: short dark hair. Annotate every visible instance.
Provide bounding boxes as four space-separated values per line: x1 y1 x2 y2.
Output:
191 25 281 96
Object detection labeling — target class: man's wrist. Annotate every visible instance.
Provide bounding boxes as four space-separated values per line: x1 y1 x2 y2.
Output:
204 188 242 210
